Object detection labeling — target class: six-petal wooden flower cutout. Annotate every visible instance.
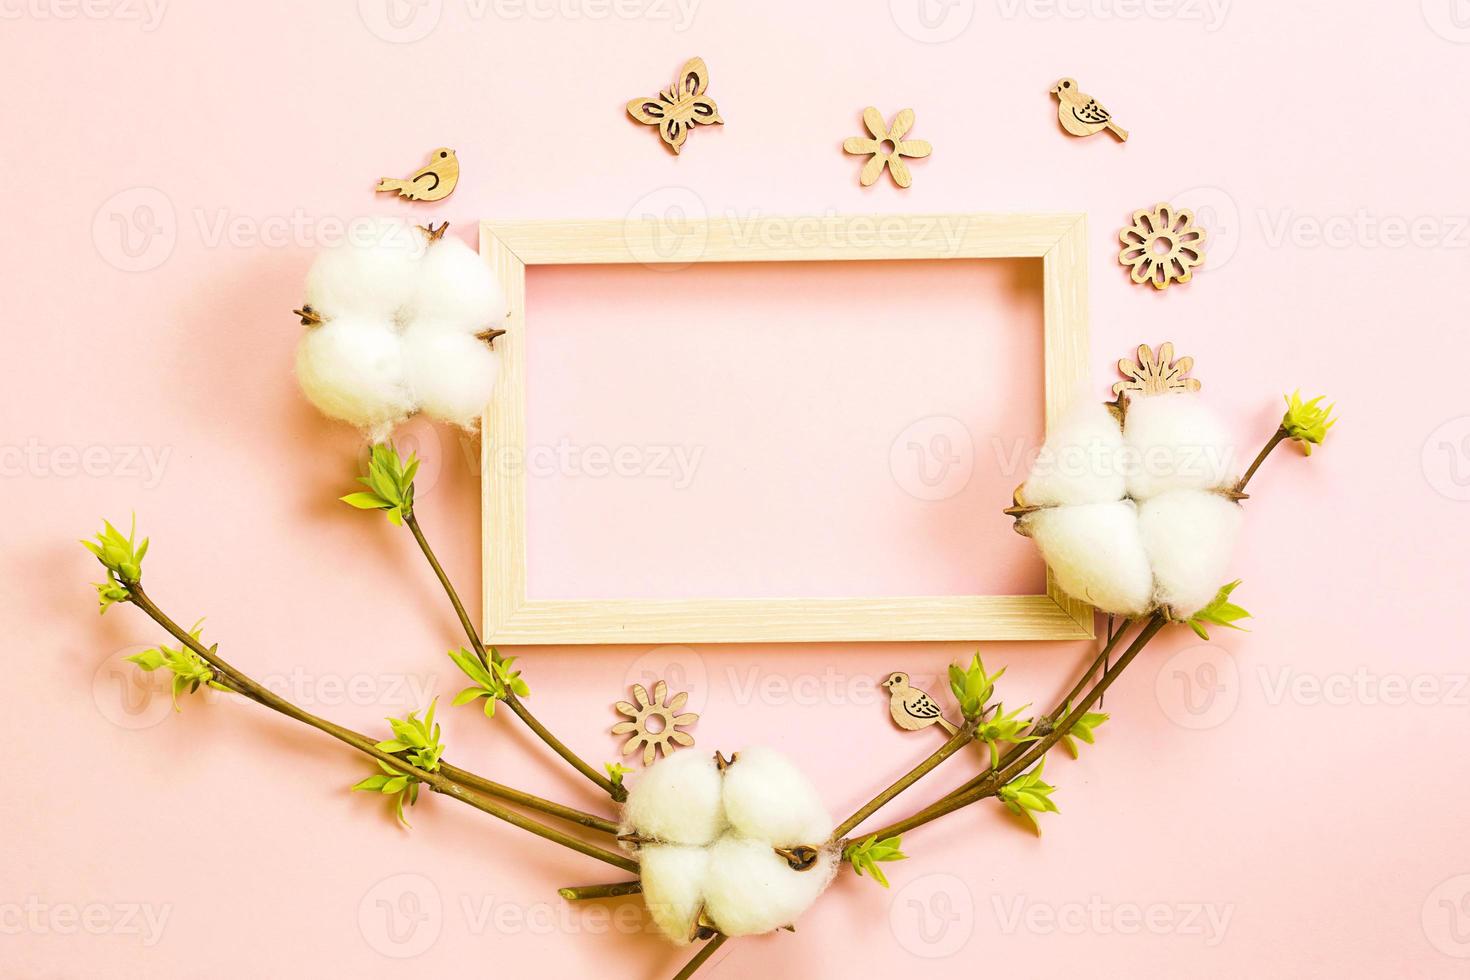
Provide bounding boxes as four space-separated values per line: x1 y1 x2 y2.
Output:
843 107 932 187
626 56 723 155
1119 203 1206 290
1113 342 1201 397
613 680 699 765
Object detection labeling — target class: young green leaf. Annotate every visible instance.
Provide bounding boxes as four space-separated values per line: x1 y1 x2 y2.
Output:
1057 702 1109 759
948 652 1005 720
998 759 1059 836
1187 580 1252 640
604 762 634 788
846 835 908 888
1281 391 1337 455
975 702 1038 769
353 700 445 828
123 630 220 710
446 648 503 716
82 515 149 585
340 443 420 524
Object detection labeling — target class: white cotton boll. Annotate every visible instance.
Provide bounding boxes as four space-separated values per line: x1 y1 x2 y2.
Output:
304 221 425 319
407 236 507 332
294 315 415 438
721 747 832 846
622 750 725 845
638 845 710 945
1023 502 1154 616
1123 392 1239 499
1022 400 1127 506
1138 490 1244 618
399 325 500 429
702 838 837 938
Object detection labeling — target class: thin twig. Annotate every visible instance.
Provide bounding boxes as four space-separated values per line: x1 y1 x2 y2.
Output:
856 615 1168 844
1236 427 1287 492
439 763 618 835
830 721 976 842
928 620 1138 812
404 513 625 802
558 881 643 901
672 934 728 980
125 584 637 874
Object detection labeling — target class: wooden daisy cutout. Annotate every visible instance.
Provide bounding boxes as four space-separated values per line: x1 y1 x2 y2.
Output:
625 56 723 155
612 680 698 765
1113 342 1202 397
843 107 931 188
1119 203 1206 289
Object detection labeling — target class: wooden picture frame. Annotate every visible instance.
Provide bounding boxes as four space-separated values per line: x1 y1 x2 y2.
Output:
479 213 1092 644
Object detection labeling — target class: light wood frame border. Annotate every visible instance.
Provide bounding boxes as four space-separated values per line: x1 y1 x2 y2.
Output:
480 213 1092 644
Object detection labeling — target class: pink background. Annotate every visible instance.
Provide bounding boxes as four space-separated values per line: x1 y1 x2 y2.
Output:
5 1 1470 977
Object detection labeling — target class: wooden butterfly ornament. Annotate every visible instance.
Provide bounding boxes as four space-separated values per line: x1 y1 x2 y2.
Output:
626 56 723 154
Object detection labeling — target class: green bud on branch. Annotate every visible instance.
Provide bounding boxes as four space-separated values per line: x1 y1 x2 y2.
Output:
352 699 445 827
1281 391 1336 455
448 646 530 717
949 652 1006 721
1186 580 1251 640
82 515 148 591
125 621 231 710
845 835 907 888
998 759 1059 836
340 443 419 525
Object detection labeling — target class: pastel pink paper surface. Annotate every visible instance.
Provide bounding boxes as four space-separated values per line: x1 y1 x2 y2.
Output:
2 2 1469 978
524 259 1045 599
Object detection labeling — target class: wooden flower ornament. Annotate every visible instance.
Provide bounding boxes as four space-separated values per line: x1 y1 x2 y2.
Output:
1119 203 1206 289
626 56 723 154
843 107 932 188
1113 342 1201 397
613 680 699 765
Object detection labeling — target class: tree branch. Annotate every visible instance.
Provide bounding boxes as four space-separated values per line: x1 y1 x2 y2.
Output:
124 584 636 874
854 615 1168 844
672 934 728 980
1236 427 1288 493
830 721 976 842
558 881 643 901
927 619 1139 812
404 513 625 802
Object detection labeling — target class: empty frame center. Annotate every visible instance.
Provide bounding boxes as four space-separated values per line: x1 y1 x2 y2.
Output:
520 258 1047 601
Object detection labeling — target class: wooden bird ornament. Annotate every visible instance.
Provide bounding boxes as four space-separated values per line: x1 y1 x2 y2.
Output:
376 147 459 202
1051 78 1128 142
882 672 959 736
626 57 723 154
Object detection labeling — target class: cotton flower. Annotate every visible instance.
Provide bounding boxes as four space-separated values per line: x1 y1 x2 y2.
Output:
1015 392 1243 620
622 748 838 944
294 221 506 439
